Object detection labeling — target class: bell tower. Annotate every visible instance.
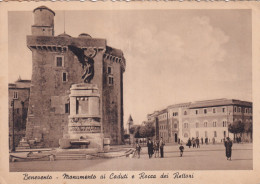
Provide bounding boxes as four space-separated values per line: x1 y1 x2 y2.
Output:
31 6 55 36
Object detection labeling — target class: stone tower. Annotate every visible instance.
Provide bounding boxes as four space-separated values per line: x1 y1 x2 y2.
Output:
126 115 133 134
26 6 125 147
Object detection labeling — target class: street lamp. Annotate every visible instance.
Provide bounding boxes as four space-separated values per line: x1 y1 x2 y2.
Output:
11 99 16 152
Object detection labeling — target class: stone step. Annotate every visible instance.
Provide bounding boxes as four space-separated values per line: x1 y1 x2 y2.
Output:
55 155 87 160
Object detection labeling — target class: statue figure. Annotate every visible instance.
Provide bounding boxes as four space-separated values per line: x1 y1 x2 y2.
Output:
69 45 97 83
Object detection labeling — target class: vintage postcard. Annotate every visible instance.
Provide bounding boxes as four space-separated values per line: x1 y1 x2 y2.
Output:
0 1 260 184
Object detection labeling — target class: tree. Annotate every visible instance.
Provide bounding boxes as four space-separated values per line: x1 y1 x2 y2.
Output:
228 120 245 140
129 127 135 135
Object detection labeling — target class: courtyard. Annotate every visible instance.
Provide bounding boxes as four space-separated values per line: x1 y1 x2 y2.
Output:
10 143 252 172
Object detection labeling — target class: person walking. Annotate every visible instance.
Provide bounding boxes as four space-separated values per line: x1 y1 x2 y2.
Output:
135 143 142 158
212 137 215 144
196 137 200 148
187 138 191 148
179 144 184 157
224 137 233 160
192 138 196 148
153 140 159 158
159 137 165 158
147 139 154 159
205 137 208 145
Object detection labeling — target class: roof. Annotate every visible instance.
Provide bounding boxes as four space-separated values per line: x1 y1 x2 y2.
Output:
168 102 191 109
33 6 55 16
79 33 92 38
128 115 133 122
58 33 71 38
105 46 124 58
9 79 31 89
189 99 252 108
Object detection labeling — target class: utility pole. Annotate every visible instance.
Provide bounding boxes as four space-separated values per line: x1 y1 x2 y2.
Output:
11 99 15 152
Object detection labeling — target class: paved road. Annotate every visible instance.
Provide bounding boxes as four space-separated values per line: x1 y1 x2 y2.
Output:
10 143 252 172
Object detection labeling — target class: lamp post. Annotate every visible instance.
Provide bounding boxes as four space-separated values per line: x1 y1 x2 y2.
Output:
11 99 16 152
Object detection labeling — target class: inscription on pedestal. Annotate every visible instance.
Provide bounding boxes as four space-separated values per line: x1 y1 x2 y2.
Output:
69 126 101 133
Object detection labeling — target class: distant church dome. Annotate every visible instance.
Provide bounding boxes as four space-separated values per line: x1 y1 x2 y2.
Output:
58 33 71 38
79 33 92 38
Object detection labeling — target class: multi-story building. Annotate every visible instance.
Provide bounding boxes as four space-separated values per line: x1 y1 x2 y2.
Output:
8 78 31 149
23 6 126 147
147 99 252 143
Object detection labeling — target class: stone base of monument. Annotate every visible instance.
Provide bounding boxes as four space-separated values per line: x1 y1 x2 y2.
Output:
59 137 104 152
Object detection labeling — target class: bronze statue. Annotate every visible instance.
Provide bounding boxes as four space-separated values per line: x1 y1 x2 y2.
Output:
69 45 97 83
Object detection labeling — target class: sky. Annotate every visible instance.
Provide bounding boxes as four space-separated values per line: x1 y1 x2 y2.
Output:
8 9 252 127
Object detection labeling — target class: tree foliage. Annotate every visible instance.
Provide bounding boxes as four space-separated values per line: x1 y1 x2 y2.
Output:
133 123 155 138
228 120 245 134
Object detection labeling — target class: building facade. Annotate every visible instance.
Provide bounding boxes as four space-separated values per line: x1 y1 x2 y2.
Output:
8 79 31 149
147 99 252 143
25 6 125 147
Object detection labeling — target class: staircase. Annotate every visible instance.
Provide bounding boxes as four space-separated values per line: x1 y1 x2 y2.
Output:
55 153 88 160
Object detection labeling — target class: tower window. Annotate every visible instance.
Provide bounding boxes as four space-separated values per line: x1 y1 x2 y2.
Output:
238 107 241 112
214 131 217 137
55 55 64 67
204 109 207 114
108 76 114 85
13 91 18 99
62 72 68 82
107 66 113 74
195 110 198 114
213 108 216 113
213 121 217 127
65 103 70 113
204 122 208 127
222 108 226 113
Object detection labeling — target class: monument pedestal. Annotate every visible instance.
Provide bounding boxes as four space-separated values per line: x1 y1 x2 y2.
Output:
59 83 107 152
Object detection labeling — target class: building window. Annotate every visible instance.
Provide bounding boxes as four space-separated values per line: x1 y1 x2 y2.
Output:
174 124 177 128
238 107 241 113
249 108 251 113
213 121 217 127
234 106 237 112
245 108 248 113
62 72 68 82
222 108 225 113
204 122 207 127
172 112 178 116
184 123 188 128
204 109 207 114
223 121 227 127
108 76 114 85
184 111 187 115
107 66 113 74
195 110 198 114
55 55 64 67
65 103 70 113
214 131 217 137
196 122 199 128
13 91 18 99
213 108 216 113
